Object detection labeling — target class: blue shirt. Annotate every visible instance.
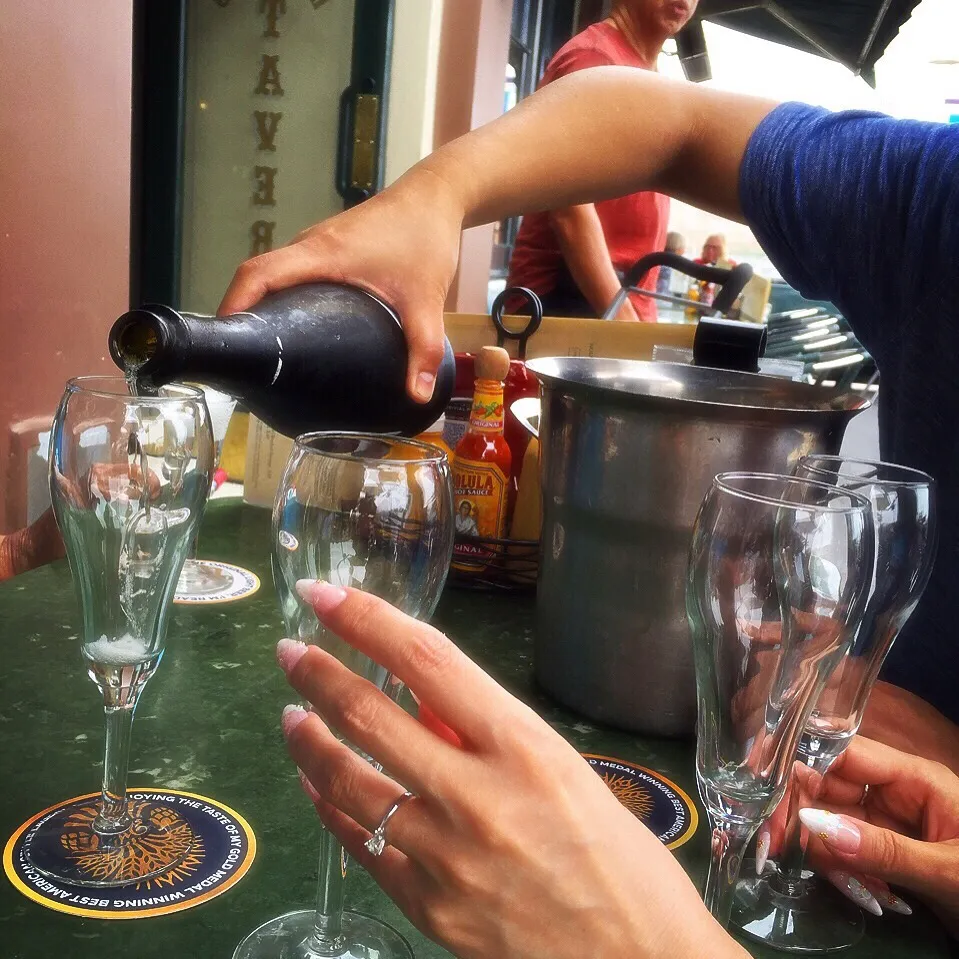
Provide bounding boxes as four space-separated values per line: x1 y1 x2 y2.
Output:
740 103 959 722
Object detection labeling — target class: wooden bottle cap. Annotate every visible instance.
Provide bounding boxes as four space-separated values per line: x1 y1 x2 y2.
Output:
475 345 511 381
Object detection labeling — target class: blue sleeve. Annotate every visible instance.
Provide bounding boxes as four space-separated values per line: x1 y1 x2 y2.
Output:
739 103 959 346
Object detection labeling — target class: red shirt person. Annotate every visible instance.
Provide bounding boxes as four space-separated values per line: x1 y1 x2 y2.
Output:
506 1 697 322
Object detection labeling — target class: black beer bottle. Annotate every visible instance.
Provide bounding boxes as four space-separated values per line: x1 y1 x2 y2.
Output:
108 283 455 438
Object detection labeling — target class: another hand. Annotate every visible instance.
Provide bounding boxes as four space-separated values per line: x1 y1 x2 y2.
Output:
276 581 747 959
860 680 959 776
798 736 959 934
219 167 465 404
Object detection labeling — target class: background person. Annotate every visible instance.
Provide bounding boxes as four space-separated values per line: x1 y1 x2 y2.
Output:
656 229 687 295
697 232 733 266
505 0 698 322
694 233 735 305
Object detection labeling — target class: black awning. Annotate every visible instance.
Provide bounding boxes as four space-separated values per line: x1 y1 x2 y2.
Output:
687 0 922 86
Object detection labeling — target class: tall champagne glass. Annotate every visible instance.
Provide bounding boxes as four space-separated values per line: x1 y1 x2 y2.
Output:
28 377 213 886
687 472 874 928
733 457 936 952
234 433 454 959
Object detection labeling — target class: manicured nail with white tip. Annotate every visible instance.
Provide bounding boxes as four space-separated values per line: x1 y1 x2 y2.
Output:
799 808 861 854
755 827 771 875
295 579 349 616
276 638 309 674
876 889 913 916
827 871 883 916
282 704 309 738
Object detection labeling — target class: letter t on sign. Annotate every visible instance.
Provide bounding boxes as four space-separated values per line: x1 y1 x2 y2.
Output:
260 0 286 38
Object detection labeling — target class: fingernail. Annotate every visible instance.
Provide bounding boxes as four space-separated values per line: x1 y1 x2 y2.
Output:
877 889 913 916
295 579 348 616
282 703 309 737
276 638 309 674
755 827 770 875
413 371 435 402
297 767 321 803
799 808 862 854
828 871 883 917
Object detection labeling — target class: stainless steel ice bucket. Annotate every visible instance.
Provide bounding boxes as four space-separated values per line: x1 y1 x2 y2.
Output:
527 357 869 737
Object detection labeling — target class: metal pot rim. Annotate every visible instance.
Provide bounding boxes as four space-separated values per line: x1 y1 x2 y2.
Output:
526 357 870 420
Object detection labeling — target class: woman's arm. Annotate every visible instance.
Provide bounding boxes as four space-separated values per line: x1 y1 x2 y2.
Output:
859 681 959 776
437 68 774 228
220 69 776 400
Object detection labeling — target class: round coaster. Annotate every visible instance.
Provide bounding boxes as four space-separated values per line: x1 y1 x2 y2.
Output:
583 754 699 850
4 789 256 919
174 561 260 605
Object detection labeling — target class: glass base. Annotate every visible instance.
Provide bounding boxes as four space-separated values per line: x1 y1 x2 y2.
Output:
24 797 195 888
233 910 414 959
176 558 235 599
732 860 865 953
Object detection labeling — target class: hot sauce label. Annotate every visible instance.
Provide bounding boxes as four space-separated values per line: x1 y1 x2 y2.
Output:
452 461 508 569
469 387 506 433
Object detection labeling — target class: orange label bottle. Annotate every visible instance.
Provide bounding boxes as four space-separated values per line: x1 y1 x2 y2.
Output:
451 346 512 571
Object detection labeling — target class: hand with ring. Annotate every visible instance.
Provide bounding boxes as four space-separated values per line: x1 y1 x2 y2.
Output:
796 736 959 933
277 580 748 959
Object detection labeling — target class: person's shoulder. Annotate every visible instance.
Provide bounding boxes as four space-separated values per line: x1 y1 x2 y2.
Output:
739 101 959 325
544 21 630 79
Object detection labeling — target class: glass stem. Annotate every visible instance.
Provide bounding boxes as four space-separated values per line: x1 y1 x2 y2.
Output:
773 771 808 892
95 699 139 833
773 752 838 895
704 819 756 928
304 828 347 957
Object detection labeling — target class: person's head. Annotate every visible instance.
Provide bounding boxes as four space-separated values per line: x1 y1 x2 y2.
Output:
615 0 698 39
458 501 472 517
665 231 686 256
701 233 726 263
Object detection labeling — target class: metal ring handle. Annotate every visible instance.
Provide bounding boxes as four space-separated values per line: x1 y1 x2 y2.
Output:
490 287 543 359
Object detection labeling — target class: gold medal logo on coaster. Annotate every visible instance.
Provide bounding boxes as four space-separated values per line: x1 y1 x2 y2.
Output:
583 754 698 850
174 561 260 605
4 790 255 918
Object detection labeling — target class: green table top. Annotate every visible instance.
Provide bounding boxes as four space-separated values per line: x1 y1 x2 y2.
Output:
0 501 948 958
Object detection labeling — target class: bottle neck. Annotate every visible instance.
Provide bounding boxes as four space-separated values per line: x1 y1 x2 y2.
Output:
109 306 278 392
468 378 506 435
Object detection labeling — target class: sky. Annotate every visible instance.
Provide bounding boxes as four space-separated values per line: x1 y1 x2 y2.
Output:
657 0 959 271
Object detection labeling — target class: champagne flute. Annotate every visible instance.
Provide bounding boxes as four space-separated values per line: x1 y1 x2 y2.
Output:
175 385 238 599
234 432 454 959
27 377 213 886
733 456 936 952
687 472 874 928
